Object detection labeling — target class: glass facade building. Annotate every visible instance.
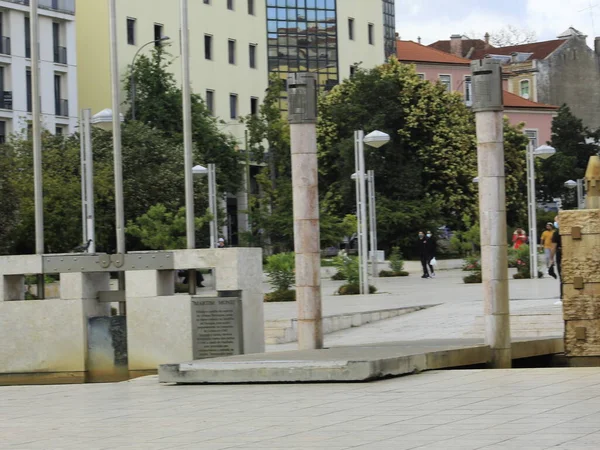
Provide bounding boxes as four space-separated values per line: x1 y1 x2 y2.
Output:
266 0 395 108
267 0 339 108
382 0 396 59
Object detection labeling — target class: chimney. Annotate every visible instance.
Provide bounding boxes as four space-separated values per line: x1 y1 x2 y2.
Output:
450 34 463 56
418 36 422 44
596 37 600 57
484 32 491 50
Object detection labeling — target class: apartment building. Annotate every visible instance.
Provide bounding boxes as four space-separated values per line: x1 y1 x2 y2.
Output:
76 0 395 244
0 0 78 142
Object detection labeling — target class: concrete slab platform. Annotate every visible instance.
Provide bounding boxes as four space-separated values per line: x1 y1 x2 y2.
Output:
158 336 564 384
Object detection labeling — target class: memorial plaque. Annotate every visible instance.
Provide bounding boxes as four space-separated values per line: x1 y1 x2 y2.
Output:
191 296 243 359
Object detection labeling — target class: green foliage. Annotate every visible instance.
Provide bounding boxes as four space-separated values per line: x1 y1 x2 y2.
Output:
462 253 482 284
503 119 529 227
379 270 409 277
449 216 480 257
126 204 209 250
540 105 600 208
0 144 18 254
333 252 359 285
338 284 377 295
331 271 347 280
265 252 295 292
389 247 405 273
463 273 482 284
264 290 296 302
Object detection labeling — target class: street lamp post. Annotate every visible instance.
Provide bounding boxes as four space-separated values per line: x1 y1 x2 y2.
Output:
130 36 170 121
526 143 556 279
193 164 218 248
354 130 390 295
564 179 584 209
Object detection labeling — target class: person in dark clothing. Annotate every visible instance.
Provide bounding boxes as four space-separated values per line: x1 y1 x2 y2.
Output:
418 231 431 279
177 269 205 288
550 216 562 300
426 230 436 277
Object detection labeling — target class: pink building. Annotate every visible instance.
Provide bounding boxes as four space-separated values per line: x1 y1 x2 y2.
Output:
396 40 558 146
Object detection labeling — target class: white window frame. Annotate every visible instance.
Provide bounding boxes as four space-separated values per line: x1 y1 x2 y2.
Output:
464 75 472 106
438 74 452 92
417 73 426 80
524 129 538 148
520 79 530 99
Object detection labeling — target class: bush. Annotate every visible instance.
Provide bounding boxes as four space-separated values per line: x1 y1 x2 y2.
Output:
507 248 519 268
331 271 347 280
264 290 296 302
338 284 377 295
265 252 295 292
389 247 405 273
321 258 336 267
332 251 359 285
463 273 482 284
379 270 409 277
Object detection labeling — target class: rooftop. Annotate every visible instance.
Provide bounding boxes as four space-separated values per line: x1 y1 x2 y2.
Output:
503 90 559 110
397 40 471 65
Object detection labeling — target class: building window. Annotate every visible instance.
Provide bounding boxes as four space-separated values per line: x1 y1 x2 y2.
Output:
0 120 5 144
248 0 254 15
204 35 213 60
249 44 256 68
464 75 472 105
206 90 214 115
52 22 67 64
54 73 68 117
350 65 356 77
55 126 64 136
439 74 451 92
382 0 396 59
417 73 425 80
520 79 530 99
228 39 236 65
26 69 32 112
127 18 136 45
250 97 258 116
229 94 238 119
368 23 374 45
348 18 354 41
24 17 31 59
203 0 210 3
227 0 234 10
154 24 163 46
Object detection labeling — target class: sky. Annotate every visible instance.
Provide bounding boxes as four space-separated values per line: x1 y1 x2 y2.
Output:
394 0 599 47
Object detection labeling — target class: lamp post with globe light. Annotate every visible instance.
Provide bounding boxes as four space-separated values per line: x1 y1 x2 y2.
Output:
527 144 556 279
354 130 390 295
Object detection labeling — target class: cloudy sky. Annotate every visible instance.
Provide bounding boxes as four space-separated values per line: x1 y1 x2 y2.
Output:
394 0 599 47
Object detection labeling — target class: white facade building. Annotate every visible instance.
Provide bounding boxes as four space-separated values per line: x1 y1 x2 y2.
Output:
0 0 78 142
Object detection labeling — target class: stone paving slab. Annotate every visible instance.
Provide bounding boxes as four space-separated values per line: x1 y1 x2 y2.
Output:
158 337 563 384
2 367 600 449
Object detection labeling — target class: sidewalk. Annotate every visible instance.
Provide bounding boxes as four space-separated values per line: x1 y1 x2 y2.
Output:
2 368 600 449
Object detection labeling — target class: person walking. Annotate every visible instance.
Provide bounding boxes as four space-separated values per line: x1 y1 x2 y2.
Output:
550 216 562 303
426 230 437 277
512 227 527 249
540 222 555 274
418 231 431 279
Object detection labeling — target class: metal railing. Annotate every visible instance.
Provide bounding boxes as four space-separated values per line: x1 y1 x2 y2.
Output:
0 91 12 110
5 0 75 14
55 98 68 117
54 46 67 64
0 37 11 56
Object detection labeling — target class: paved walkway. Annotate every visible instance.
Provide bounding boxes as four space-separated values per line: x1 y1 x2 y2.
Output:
267 269 563 351
2 368 600 449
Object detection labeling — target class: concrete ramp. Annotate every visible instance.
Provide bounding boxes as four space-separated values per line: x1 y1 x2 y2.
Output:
158 337 563 384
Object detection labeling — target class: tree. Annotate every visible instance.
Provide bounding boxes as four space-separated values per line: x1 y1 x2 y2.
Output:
0 144 18 254
125 47 243 194
318 58 478 256
539 105 600 208
503 119 530 227
126 203 209 250
465 26 537 48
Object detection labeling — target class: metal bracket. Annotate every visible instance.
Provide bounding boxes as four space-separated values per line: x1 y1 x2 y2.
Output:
576 327 587 341
43 252 174 273
572 227 582 240
574 277 585 290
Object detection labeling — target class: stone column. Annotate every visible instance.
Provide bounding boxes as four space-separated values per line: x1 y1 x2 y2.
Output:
585 156 600 209
237 168 250 238
0 275 25 301
290 123 323 350
476 111 511 368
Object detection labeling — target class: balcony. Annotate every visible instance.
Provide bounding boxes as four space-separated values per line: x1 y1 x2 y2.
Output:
54 46 67 64
55 98 68 117
0 37 11 56
0 91 12 110
5 0 75 15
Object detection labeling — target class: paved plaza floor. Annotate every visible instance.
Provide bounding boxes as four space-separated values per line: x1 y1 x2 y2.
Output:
2 368 600 449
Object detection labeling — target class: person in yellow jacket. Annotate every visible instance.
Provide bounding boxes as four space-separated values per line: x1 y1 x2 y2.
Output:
540 222 555 274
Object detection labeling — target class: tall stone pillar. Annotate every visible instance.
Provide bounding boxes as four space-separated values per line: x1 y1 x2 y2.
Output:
287 73 322 350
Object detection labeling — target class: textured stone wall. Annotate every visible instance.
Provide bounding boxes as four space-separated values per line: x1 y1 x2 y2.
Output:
537 37 600 130
561 209 600 357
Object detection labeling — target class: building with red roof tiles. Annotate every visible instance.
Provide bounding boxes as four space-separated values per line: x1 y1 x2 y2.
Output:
397 39 558 145
428 29 600 130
